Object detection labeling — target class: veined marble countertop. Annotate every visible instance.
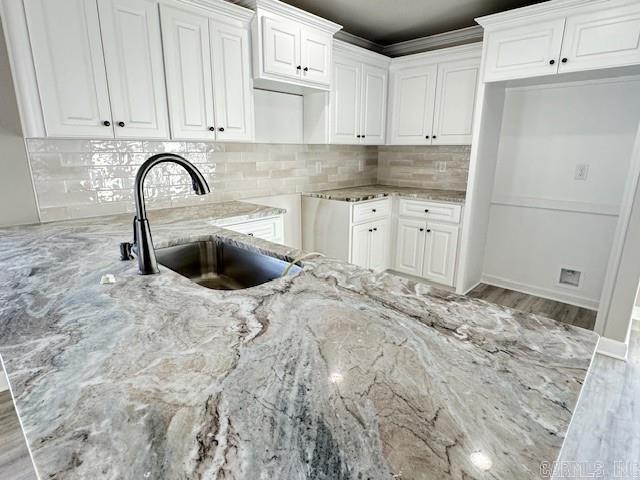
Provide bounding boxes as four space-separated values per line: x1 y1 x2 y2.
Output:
0 199 597 479
303 184 467 203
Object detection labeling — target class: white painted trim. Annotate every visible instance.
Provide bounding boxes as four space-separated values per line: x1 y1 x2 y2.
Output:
233 0 342 34
172 0 254 23
389 42 483 70
633 306 640 320
333 39 390 67
462 280 482 296
481 274 600 310
596 336 628 361
334 30 383 54
383 26 484 57
490 196 620 217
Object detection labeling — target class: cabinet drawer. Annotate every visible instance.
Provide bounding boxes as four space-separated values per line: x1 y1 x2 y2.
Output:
399 199 462 223
352 198 391 224
225 216 283 243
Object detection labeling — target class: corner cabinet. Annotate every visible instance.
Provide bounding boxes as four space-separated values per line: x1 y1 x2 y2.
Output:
238 0 341 91
330 41 389 145
24 0 169 139
160 4 254 142
480 0 640 82
387 44 481 145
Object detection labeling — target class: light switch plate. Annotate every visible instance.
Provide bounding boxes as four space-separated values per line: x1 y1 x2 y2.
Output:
575 164 589 181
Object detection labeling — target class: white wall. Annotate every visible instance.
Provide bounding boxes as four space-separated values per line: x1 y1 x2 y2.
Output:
482 77 640 308
0 21 39 226
254 89 303 144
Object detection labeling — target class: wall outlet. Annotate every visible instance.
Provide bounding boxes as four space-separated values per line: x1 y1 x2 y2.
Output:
436 161 447 173
559 268 582 288
575 163 589 181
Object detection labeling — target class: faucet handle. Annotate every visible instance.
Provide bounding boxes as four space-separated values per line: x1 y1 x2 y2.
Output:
120 242 134 261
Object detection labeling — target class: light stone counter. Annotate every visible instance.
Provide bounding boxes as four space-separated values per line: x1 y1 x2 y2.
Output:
303 184 467 204
0 199 597 479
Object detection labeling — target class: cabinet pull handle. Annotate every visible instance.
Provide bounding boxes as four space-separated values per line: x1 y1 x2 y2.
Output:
248 233 254 236
218 127 225 132
356 135 361 138
117 121 125 127
103 120 111 127
426 229 431 233
209 126 215 131
561 57 568 63
420 228 424 232
424 209 429 213
296 65 301 71
425 135 430 139
549 59 555 65
373 227 377 231
432 135 436 139
303 67 309 72
368 229 373 232
372 209 377 212
362 135 366 138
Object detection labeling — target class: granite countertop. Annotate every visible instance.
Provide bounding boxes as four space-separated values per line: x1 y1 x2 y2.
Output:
303 184 467 203
0 199 597 479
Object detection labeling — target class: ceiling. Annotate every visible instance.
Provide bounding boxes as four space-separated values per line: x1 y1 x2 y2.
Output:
281 0 544 45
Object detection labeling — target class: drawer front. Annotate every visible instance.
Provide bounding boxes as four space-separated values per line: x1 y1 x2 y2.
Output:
399 199 462 223
352 198 391 224
226 216 284 243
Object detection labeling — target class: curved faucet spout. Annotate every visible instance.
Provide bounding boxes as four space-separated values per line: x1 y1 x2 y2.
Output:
126 153 211 275
134 153 210 221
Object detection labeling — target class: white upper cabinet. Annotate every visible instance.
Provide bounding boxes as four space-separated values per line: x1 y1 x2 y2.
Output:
24 0 113 137
261 16 301 78
360 64 388 145
97 0 169 139
160 4 254 142
210 21 254 141
388 65 438 145
559 2 640 73
242 0 341 91
331 57 361 143
300 27 332 86
432 58 480 145
387 43 481 145
330 42 389 145
479 0 640 82
160 6 216 140
483 19 566 82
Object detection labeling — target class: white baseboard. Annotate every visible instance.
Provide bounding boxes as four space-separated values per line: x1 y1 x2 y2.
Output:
597 336 628 361
481 274 599 310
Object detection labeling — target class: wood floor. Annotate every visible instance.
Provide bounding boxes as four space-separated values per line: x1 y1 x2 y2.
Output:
468 283 597 330
0 390 37 480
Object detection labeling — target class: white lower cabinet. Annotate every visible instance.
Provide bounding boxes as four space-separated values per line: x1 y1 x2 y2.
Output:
393 199 462 287
351 218 390 270
224 216 284 244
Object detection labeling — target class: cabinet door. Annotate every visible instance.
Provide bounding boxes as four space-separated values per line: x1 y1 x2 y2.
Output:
360 64 388 145
160 6 216 140
422 222 459 287
394 218 426 277
210 21 254 142
369 220 390 271
262 16 300 80
330 57 361 144
432 58 480 145
559 3 640 74
24 0 113 137
388 65 437 145
483 19 565 82
351 223 372 269
300 27 331 86
98 0 169 139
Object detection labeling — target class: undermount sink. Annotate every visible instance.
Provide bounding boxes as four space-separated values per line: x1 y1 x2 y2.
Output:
155 240 301 290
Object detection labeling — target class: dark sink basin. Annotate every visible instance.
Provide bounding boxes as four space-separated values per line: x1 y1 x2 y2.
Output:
156 240 301 290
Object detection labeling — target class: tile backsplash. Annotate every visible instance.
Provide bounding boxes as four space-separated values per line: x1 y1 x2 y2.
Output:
27 139 378 221
377 145 470 191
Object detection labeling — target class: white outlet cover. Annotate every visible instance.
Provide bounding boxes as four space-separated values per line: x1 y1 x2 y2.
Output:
575 164 589 181
436 161 447 173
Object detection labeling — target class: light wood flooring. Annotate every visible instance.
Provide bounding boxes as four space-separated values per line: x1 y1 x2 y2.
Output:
468 283 597 330
0 390 37 480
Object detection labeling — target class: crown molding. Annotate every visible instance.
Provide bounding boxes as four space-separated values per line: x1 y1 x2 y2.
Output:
334 31 384 54
175 0 254 22
383 25 484 57
333 39 391 66
389 42 482 69
475 0 609 27
232 0 342 34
